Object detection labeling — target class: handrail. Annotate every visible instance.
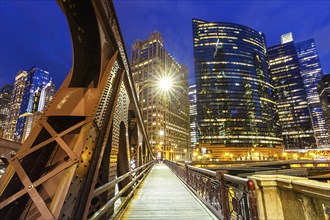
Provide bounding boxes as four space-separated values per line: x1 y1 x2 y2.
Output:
165 160 259 220
93 160 153 197
175 161 217 177
187 164 216 177
182 162 250 184
90 160 155 220
223 173 249 185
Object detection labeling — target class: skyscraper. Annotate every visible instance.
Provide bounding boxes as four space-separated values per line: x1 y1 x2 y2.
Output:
295 39 328 147
192 19 282 154
318 74 330 144
3 70 27 141
22 80 55 141
15 66 53 142
0 84 13 137
189 84 198 150
268 39 315 149
269 34 328 148
131 32 190 160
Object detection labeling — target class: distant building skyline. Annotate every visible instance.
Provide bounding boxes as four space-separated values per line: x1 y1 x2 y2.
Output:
1 1 329 89
15 66 53 142
193 19 282 150
2 66 55 143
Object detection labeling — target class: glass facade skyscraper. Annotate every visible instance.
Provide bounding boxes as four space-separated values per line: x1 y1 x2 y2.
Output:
269 35 328 148
189 84 198 149
295 39 328 146
268 41 315 149
22 80 55 141
192 19 282 148
15 66 53 142
318 74 330 144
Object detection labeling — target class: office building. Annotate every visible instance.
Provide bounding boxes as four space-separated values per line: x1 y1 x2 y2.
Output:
269 34 328 148
0 84 13 137
3 71 27 141
295 39 328 147
189 84 198 150
22 80 55 141
318 74 330 143
15 66 54 142
131 32 190 160
192 19 282 158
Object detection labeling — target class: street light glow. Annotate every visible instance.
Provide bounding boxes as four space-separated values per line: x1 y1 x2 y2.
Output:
158 77 173 91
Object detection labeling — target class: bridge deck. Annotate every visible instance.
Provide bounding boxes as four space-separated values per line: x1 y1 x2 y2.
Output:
121 163 217 219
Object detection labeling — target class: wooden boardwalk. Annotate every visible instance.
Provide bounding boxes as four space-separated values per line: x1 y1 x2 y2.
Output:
121 163 217 220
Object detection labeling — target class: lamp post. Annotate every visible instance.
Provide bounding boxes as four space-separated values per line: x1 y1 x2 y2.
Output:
136 72 174 160
159 130 164 159
158 76 173 160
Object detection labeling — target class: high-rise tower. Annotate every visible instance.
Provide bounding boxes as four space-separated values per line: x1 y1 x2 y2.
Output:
269 34 328 148
3 70 27 141
192 19 282 153
189 84 198 150
22 80 55 141
14 66 53 142
131 32 190 160
295 39 328 147
318 74 330 144
0 84 13 137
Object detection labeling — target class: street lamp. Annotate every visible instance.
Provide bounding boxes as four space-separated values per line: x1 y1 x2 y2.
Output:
158 77 173 92
136 69 176 160
157 76 173 160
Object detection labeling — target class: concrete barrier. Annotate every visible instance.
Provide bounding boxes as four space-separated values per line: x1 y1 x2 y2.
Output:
249 175 330 220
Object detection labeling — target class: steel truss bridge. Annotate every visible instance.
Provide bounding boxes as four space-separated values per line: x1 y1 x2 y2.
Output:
0 0 154 219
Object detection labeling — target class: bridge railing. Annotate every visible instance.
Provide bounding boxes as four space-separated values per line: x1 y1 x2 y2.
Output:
250 174 330 220
165 160 258 220
89 160 155 220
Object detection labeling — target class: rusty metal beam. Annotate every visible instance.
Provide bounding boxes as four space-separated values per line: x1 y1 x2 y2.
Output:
0 1 154 219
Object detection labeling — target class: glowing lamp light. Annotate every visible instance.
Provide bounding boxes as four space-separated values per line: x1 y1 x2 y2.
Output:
158 77 173 91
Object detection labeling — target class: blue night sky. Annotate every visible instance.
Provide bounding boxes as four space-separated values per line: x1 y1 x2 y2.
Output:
0 0 329 89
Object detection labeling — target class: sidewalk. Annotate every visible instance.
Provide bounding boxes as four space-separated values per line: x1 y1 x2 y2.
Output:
121 163 217 220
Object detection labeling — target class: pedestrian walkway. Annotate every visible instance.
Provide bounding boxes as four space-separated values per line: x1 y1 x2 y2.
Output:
121 163 217 219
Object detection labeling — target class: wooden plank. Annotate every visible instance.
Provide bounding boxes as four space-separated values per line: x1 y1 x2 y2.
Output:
121 163 217 219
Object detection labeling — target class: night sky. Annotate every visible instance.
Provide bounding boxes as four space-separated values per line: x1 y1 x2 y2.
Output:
0 0 329 89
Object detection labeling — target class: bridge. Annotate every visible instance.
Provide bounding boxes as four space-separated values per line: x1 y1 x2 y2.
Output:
0 1 329 219
0 138 21 161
